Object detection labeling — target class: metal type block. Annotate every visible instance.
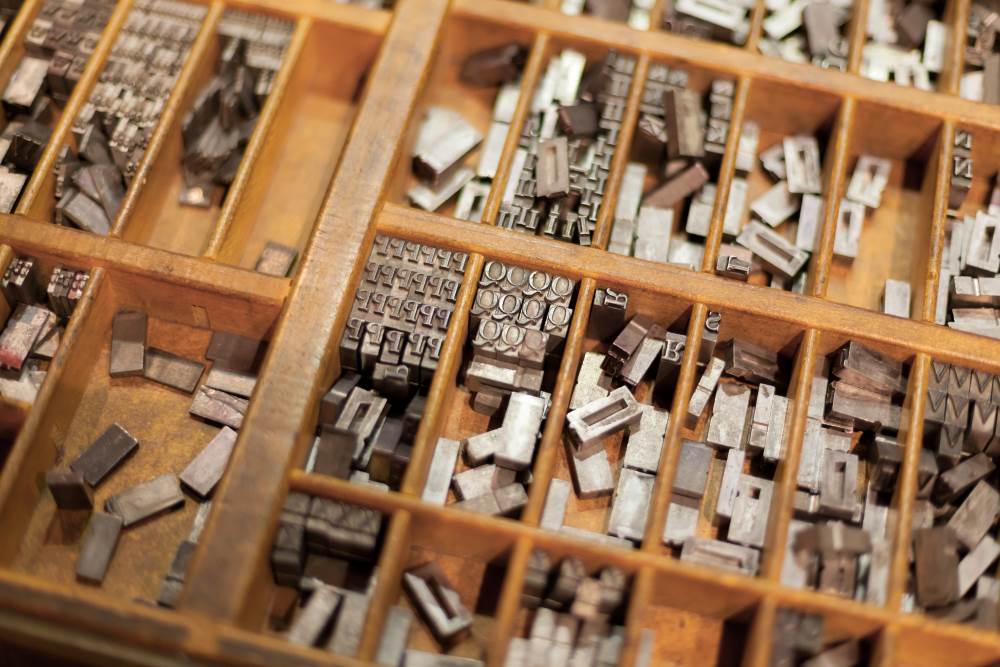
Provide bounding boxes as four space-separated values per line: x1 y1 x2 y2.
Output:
833 198 864 260
70 423 139 487
144 347 204 393
750 181 800 227
633 206 673 262
537 137 570 199
408 167 474 212
189 386 247 430
763 394 789 462
326 589 369 656
497 392 546 470
566 386 642 456
255 241 298 277
105 473 184 527
75 512 123 584
619 335 664 388
404 563 474 646
452 464 515 500
622 405 668 474
688 356 726 424
109 310 146 378
673 439 713 498
180 426 237 499
869 434 903 491
558 103 599 138
736 220 810 278
832 341 904 394
847 155 892 208
947 480 1000 550
783 135 822 194
664 88 704 160
914 526 960 608
0 304 52 370
204 367 256 399
796 193 824 252
958 536 1000 598
375 606 412 666
663 495 700 546
570 352 611 410
819 450 859 519
729 475 774 547
541 478 572 531
882 279 911 318
590 289 627 342
748 384 775 454
412 108 482 183
937 453 995 503
680 536 759 575
706 382 750 449
46 469 93 510
607 467 654 542
460 43 526 86
644 162 710 209
206 331 261 373
569 447 614 499
287 585 340 646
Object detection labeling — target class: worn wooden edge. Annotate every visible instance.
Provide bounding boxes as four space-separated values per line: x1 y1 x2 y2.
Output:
204 18 313 259
180 0 452 624
0 214 289 305
16 0 135 218
110 1 225 238
845 0 870 74
454 0 1000 129
377 203 1000 374
941 0 971 95
919 121 955 323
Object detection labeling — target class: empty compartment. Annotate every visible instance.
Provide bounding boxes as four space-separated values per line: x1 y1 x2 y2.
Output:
118 10 297 260
0 268 278 605
212 19 382 273
420 257 580 518
609 60 735 272
538 283 693 548
660 308 807 577
388 16 534 221
826 102 941 317
731 78 841 291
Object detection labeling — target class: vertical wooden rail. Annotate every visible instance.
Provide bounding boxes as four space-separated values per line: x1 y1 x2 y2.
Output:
181 0 451 625
941 0 971 95
521 278 596 524
917 121 955 324
639 303 706 552
482 32 550 226
0 0 44 91
617 566 655 667
591 52 647 251
485 536 534 666
740 596 778 667
744 0 767 52
648 0 668 31
356 511 413 661
846 0 871 74
698 74 750 274
806 98 854 298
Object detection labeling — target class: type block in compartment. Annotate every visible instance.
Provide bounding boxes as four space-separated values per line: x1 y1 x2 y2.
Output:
768 605 880 666
265 489 386 659
419 258 579 518
538 284 694 548
825 102 941 318
497 43 637 246
660 308 807 577
389 16 533 221
903 356 1000 630
390 516 516 664
609 61 735 271
783 332 917 606
758 0 853 69
0 268 277 605
508 544 645 666
861 0 947 90
312 234 470 491
934 125 1000 339
0 0 116 216
660 0 751 46
117 9 295 262
728 79 841 292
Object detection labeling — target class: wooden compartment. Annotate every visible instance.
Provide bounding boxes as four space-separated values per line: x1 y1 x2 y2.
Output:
386 15 535 220
0 267 276 605
824 101 943 318
738 77 842 289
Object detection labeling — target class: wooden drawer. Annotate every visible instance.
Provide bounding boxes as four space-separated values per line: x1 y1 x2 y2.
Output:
0 0 998 665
